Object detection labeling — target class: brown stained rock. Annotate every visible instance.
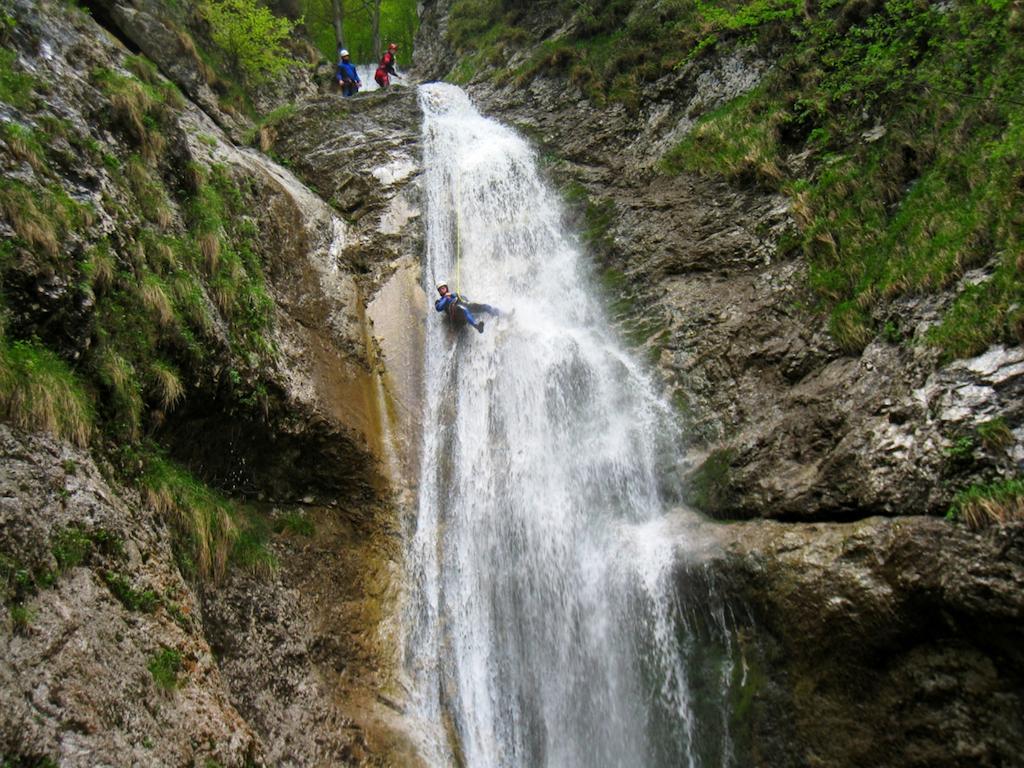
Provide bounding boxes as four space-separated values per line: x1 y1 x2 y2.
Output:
199 503 421 768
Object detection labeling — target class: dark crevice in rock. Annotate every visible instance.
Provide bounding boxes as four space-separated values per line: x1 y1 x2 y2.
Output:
768 507 924 524
77 0 141 53
158 393 381 507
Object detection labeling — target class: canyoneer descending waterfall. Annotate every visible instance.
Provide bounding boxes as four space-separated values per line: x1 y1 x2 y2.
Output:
433 279 502 334
404 83 745 768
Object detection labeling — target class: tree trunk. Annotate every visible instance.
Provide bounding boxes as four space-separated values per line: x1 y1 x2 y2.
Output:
332 0 345 54
371 0 381 61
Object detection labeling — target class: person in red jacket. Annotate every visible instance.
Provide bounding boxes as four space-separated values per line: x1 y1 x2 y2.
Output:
375 43 400 89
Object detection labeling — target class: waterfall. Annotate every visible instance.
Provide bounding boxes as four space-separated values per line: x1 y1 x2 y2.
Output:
403 83 740 768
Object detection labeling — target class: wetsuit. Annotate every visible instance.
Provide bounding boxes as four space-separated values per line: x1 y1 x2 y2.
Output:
375 50 398 89
336 60 361 97
435 293 499 327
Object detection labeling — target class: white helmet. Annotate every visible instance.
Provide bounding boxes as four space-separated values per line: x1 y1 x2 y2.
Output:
436 280 448 289
339 49 350 58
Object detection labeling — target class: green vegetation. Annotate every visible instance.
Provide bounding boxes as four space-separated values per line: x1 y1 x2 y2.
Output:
944 434 975 464
201 0 299 83
242 103 297 148
448 0 1023 361
148 647 183 690
685 448 736 515
91 64 182 161
274 510 315 537
103 571 159 612
135 451 275 580
0 47 36 109
660 0 1024 357
977 417 1014 452
947 477 1024 529
0 757 58 768
563 181 616 251
9 602 34 631
446 0 712 107
51 527 93 571
138 453 240 580
0 122 45 171
0 339 93 447
302 0 419 64
0 18 287 593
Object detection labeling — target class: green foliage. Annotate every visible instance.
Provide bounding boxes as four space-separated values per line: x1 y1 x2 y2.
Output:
564 182 617 250
0 121 46 171
0 47 35 109
662 0 1024 358
137 452 239 581
52 527 92 571
947 477 1024 529
0 338 93 446
91 65 180 160
944 434 975 464
685 448 736 515
977 417 1014 452
231 517 277 574
448 0 501 50
274 510 315 537
0 179 90 261
202 0 299 83
103 571 159 612
302 0 419 64
9 602 33 631
0 756 59 768
148 647 183 690
241 103 296 146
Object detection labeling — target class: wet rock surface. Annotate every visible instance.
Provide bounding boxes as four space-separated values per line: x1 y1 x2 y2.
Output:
672 510 1024 768
199 502 421 767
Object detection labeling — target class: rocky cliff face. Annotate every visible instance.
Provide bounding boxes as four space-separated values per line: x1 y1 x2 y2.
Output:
0 0 424 764
413 1 1024 765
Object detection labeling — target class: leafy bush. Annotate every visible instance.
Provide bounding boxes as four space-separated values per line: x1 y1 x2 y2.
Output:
202 0 298 83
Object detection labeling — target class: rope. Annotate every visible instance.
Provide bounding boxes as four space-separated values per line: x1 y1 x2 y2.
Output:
454 163 463 298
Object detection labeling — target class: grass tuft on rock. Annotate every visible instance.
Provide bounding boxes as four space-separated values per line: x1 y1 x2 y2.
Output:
147 647 182 690
138 454 239 581
947 477 1024 530
0 338 93 446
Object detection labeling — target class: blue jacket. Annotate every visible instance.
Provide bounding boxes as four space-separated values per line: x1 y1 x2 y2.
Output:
435 294 460 313
336 60 360 83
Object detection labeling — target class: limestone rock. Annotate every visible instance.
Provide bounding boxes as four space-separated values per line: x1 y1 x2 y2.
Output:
0 426 264 767
671 510 1024 767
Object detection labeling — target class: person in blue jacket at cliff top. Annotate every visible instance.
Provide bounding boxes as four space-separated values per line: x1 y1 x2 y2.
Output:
434 280 501 334
336 50 361 97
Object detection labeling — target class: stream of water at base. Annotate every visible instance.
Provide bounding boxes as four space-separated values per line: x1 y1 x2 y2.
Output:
402 83 739 768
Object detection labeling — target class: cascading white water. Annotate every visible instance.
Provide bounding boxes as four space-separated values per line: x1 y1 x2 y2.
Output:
404 83 737 768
